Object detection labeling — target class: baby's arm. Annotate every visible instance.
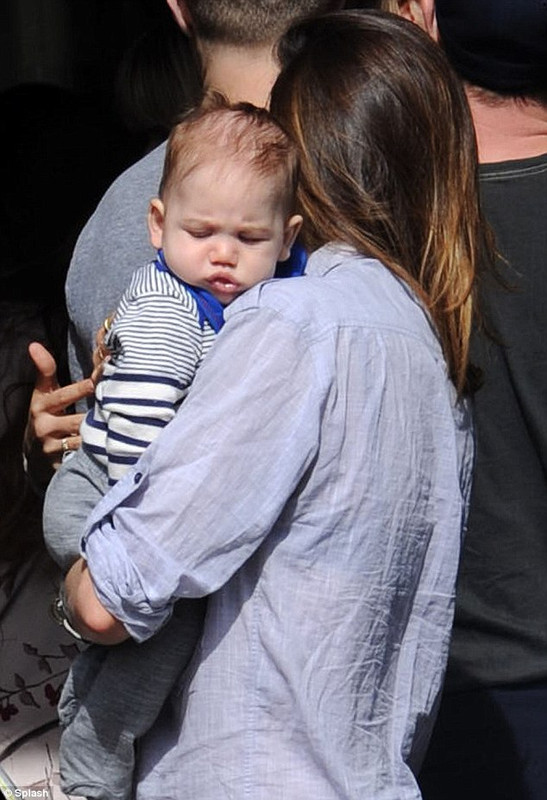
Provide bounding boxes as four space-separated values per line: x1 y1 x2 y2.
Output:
86 286 212 485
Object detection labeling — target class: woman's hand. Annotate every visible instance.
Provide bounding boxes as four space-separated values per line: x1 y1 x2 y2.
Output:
24 342 95 483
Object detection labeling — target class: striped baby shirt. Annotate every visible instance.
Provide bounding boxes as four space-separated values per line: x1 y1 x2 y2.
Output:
80 255 222 484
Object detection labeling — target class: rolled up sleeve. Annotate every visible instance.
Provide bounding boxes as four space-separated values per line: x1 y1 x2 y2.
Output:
82 297 323 642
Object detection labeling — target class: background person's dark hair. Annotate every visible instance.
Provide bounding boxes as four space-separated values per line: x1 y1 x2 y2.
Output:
0 304 49 586
272 10 487 394
115 11 204 153
0 82 143 583
0 83 142 330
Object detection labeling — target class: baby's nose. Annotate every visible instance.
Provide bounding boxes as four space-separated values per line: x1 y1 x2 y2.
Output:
210 237 238 266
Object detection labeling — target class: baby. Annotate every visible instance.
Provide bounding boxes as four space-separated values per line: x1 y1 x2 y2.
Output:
43 95 302 800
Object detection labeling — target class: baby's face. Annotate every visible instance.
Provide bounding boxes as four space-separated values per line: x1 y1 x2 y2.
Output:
148 159 301 305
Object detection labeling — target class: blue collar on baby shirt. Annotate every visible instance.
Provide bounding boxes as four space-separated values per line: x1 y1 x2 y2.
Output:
154 242 307 333
275 241 307 279
155 249 225 333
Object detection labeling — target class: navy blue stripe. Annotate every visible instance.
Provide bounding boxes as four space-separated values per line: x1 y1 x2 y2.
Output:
84 415 108 432
83 443 107 457
108 454 139 465
101 397 174 409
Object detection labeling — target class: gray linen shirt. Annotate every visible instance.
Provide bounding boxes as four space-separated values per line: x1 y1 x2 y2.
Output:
82 245 473 800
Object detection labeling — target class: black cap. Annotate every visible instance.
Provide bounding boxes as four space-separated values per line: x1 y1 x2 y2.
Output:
435 0 547 94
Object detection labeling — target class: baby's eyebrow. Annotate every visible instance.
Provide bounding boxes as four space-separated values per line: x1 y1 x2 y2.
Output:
183 217 215 226
239 225 272 235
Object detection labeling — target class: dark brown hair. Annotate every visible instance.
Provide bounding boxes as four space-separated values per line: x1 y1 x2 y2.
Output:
115 13 203 147
271 10 488 393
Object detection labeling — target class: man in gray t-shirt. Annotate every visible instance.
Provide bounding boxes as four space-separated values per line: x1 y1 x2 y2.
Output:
24 0 343 480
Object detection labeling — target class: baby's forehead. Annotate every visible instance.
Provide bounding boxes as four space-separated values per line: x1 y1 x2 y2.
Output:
169 156 291 209
174 148 293 201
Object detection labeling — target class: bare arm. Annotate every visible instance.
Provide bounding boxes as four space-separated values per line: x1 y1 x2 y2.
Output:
64 558 130 645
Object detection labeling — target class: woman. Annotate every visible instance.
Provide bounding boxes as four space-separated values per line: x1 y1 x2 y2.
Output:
65 11 485 799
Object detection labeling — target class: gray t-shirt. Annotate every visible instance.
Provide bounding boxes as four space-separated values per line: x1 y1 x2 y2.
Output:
65 142 166 395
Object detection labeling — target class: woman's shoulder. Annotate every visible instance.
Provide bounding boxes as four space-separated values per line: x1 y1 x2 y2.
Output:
231 245 440 354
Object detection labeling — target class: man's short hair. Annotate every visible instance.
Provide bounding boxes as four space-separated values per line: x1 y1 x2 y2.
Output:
184 0 340 46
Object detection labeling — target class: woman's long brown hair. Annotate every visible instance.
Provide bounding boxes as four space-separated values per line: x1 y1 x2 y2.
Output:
271 10 489 394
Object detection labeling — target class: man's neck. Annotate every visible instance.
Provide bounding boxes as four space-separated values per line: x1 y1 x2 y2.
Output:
199 42 279 107
466 88 547 164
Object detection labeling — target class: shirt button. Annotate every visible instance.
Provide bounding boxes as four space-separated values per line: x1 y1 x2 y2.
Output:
134 472 143 483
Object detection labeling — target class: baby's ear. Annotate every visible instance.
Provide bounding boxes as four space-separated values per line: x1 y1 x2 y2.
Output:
147 199 166 249
278 214 303 262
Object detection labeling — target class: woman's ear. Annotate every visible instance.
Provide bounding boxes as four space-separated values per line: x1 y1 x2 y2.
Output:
165 0 193 34
395 0 438 40
278 215 303 262
147 199 166 250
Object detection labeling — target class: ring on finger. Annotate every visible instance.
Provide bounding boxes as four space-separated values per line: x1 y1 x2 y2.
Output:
61 437 70 453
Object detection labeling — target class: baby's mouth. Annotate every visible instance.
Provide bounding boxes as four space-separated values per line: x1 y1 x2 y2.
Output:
207 274 241 295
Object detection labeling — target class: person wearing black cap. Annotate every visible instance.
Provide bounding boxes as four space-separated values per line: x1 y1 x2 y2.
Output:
383 1 547 799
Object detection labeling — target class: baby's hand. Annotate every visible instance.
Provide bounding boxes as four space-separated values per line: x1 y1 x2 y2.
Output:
91 315 114 385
